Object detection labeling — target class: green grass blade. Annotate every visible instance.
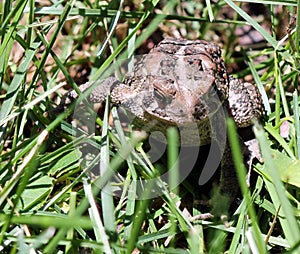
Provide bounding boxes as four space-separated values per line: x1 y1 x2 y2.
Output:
235 0 296 6
293 90 300 159
83 178 112 254
247 57 271 114
100 95 116 235
227 118 267 253
167 127 179 247
224 0 293 62
0 38 42 139
0 0 28 34
296 0 300 51
254 121 300 250
96 0 124 57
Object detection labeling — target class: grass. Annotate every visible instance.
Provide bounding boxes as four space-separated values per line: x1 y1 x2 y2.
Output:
1 0 300 253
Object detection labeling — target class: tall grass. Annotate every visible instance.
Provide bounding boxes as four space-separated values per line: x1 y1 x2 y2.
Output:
0 0 299 253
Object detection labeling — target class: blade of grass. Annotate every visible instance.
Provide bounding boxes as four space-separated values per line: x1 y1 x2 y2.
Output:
1 212 93 230
228 200 248 252
123 177 137 241
274 51 290 124
0 0 28 57
83 178 112 254
224 0 293 62
0 129 48 208
0 26 14 89
293 90 300 159
110 107 138 241
227 118 267 253
167 127 179 248
247 57 271 114
25 0 76 97
205 0 215 22
0 82 65 127
235 0 296 6
65 192 76 253
0 36 44 140
100 95 116 235
43 227 68 253
32 6 253 25
296 0 300 51
254 121 300 250
126 182 153 254
0 0 28 34
96 0 124 57
27 0 35 46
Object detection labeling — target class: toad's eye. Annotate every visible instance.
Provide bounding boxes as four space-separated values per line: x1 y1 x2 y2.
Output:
154 88 172 107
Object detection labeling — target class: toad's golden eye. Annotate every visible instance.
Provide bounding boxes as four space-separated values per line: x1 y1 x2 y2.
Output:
153 88 172 108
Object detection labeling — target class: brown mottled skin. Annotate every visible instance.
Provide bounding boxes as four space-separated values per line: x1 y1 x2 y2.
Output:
60 38 264 215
